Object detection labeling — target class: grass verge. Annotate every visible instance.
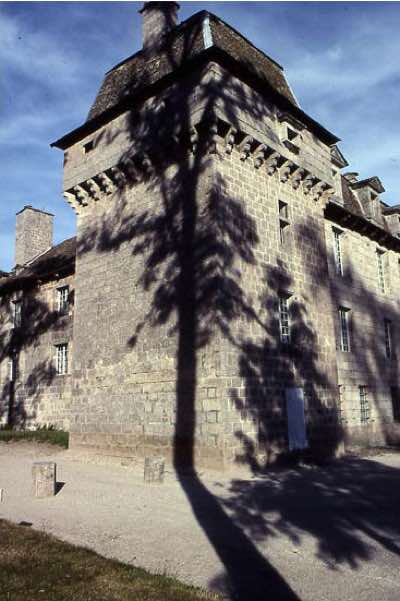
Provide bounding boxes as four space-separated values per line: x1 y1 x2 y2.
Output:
0 520 218 601
0 429 69 448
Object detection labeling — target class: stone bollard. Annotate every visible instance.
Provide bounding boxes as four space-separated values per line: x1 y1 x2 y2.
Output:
144 456 165 484
32 462 56 498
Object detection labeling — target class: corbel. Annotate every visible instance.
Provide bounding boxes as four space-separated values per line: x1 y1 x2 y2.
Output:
73 185 89 206
121 157 141 183
303 174 317 195
97 172 114 194
208 119 219 155
254 144 268 169
239 135 253 161
291 167 306 190
225 126 237 155
109 166 127 188
279 159 294 183
63 191 80 214
189 127 199 154
265 151 280 176
86 178 101 201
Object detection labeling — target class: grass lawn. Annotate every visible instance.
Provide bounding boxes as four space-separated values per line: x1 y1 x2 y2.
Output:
0 520 218 601
0 429 69 448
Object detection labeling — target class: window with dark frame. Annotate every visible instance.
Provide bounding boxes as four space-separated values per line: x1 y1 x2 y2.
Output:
83 140 94 154
339 307 350 352
57 286 69 314
377 249 386 293
332 227 343 276
278 200 290 246
278 294 291 344
13 300 22 328
359 386 370 424
55 343 68 375
384 319 393 359
390 386 400 422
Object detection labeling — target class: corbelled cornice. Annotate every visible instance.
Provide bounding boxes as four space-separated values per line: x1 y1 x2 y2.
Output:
64 116 334 214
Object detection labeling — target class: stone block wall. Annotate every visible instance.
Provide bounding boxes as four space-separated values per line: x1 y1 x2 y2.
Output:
0 275 74 429
325 217 400 447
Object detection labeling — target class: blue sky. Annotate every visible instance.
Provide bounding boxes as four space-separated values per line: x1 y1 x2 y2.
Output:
1 1 399 271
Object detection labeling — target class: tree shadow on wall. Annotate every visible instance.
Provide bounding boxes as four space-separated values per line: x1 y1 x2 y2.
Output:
73 23 400 600
0 293 64 427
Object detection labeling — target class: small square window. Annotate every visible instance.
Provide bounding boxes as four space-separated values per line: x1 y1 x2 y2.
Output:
287 127 299 142
83 140 94 154
55 343 68 375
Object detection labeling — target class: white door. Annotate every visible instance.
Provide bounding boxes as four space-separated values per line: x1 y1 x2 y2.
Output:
285 387 308 451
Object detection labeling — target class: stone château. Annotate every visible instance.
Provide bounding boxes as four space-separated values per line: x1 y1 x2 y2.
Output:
1 2 400 469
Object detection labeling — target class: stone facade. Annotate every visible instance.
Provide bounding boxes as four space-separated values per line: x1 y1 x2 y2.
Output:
1 3 400 468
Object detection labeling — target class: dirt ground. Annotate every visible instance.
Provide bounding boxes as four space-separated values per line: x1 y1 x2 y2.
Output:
1 442 400 601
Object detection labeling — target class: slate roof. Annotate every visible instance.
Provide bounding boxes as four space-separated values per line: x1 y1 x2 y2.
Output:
87 11 298 122
0 237 76 293
52 10 338 149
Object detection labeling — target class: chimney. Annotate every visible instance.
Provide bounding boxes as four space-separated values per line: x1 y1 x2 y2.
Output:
139 2 180 51
15 206 54 267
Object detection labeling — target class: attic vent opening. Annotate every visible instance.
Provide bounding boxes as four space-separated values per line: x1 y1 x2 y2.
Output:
83 140 94 154
287 127 299 142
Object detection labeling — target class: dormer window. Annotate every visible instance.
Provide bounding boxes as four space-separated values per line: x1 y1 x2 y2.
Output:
287 127 299 142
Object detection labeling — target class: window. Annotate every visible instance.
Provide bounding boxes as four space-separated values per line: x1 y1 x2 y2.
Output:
278 294 291 344
8 357 16 382
339 307 350 352
57 286 69 314
359 386 370 424
83 140 94 154
55 343 68 375
287 127 299 142
384 319 393 359
332 228 343 276
390 386 400 422
13 300 22 328
377 249 386 293
278 200 290 246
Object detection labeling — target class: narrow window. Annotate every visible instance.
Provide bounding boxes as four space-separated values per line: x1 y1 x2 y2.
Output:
278 200 290 246
332 228 343 275
8 357 16 382
377 249 386 293
57 286 69 314
390 386 400 422
13 300 22 328
359 386 370 424
55 343 68 375
339 307 350 352
279 294 291 344
384 319 393 359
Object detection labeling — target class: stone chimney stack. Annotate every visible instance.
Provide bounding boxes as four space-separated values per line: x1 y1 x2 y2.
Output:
15 206 54 267
139 1 180 51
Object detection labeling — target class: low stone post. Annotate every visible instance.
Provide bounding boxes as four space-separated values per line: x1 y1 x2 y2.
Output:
144 456 165 483
32 462 56 498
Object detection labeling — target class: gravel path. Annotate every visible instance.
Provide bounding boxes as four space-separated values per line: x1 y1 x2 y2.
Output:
1 442 400 601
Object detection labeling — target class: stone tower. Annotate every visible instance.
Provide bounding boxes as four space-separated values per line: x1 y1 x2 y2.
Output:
52 3 342 468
